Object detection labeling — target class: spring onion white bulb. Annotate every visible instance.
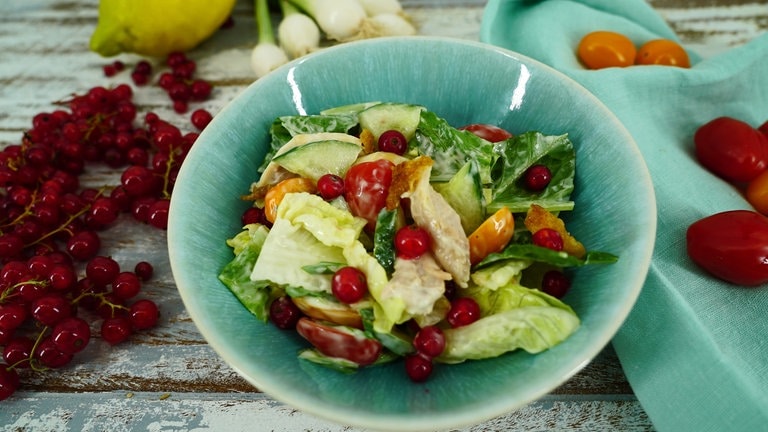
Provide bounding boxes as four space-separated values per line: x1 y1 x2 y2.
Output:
251 0 289 78
360 13 417 38
278 0 320 58
357 0 404 16
287 0 367 41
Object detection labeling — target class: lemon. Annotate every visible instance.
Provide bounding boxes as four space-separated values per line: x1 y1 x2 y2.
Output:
90 0 237 57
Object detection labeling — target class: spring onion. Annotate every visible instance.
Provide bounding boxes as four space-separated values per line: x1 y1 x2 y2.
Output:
357 0 404 17
278 0 320 59
287 0 367 41
251 0 289 78
360 13 416 38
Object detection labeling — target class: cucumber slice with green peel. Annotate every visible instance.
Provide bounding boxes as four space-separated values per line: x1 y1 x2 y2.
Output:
320 101 381 116
433 159 486 235
373 327 415 356
271 139 362 181
358 103 425 142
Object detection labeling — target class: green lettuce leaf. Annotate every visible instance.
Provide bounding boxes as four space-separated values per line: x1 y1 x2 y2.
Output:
489 131 576 213
218 224 273 322
477 243 619 269
414 110 496 183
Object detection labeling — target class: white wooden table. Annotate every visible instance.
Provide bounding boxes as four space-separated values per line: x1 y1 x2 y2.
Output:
0 0 765 430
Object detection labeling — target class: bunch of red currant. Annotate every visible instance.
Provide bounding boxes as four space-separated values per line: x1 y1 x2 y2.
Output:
0 51 215 401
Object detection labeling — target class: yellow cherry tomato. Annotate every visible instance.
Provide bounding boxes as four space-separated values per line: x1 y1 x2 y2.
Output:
468 207 514 265
747 169 768 216
635 39 691 68
263 177 316 223
577 31 637 69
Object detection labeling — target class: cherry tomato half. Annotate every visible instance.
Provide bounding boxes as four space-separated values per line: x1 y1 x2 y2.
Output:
635 39 690 68
468 206 514 265
344 159 395 230
686 210 768 286
694 116 768 184
295 317 382 365
577 31 636 69
459 124 512 142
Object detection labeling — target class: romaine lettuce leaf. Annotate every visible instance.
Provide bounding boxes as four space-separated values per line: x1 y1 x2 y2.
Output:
437 306 580 363
414 110 496 183
218 224 273 322
489 132 576 213
250 192 366 294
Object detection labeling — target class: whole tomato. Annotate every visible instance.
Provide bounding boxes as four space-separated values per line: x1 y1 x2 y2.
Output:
295 317 382 365
459 124 512 142
686 210 768 286
344 159 394 230
694 117 768 184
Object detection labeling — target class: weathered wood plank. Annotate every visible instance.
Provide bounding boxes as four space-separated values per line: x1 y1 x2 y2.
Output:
1 392 655 432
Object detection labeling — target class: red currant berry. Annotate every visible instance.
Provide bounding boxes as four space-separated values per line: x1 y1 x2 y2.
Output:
317 174 345 200
269 296 303 330
147 199 170 230
405 352 433 382
413 326 446 358
190 109 213 130
541 270 571 298
331 267 368 304
446 297 481 327
378 129 408 155
134 261 154 282
48 264 76 292
524 164 553 191
394 225 431 259
66 230 101 261
101 316 133 345
3 337 33 368
241 207 267 226
51 317 91 354
0 304 27 331
190 80 212 100
85 255 120 286
129 299 159 330
30 294 72 326
121 165 157 197
34 337 73 369
112 271 141 300
532 228 564 251
0 364 20 401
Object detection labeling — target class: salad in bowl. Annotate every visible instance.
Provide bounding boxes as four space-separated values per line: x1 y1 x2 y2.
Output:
218 101 617 381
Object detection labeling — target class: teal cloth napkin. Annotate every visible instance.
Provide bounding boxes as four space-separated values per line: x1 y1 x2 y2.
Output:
480 1 768 431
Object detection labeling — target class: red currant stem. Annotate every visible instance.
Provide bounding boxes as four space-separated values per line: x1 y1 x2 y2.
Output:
161 147 177 199
70 291 129 315
24 187 105 248
0 189 38 231
0 279 48 303
8 324 50 372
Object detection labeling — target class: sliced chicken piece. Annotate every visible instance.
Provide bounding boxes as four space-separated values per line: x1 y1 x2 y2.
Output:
381 253 451 316
396 157 472 287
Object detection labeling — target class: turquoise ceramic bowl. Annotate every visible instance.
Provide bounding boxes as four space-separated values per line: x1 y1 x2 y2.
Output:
168 37 656 431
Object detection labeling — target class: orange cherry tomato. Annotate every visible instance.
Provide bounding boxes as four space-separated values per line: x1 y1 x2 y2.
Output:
577 31 636 69
263 177 316 223
747 169 768 216
636 39 691 68
468 206 514 265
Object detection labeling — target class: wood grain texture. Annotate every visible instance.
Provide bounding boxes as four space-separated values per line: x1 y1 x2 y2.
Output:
1 0 765 430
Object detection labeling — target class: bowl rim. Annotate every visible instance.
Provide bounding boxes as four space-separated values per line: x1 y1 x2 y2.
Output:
168 35 657 431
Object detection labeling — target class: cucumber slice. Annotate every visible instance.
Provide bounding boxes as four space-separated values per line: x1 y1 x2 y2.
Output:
434 159 486 235
358 103 425 142
271 139 362 181
320 101 381 116
373 327 415 356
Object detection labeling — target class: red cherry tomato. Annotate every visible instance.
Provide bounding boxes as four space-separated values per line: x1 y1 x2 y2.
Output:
694 117 768 184
686 210 768 286
759 120 768 137
344 159 394 230
459 124 512 142
295 317 382 365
